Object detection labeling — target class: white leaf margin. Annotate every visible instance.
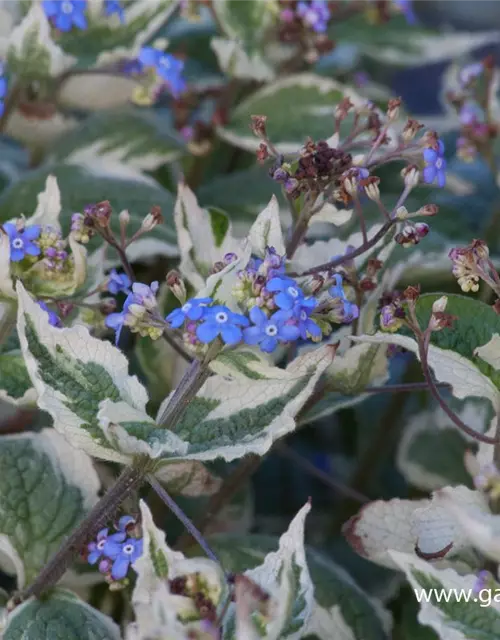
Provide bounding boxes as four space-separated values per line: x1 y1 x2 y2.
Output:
16 282 148 463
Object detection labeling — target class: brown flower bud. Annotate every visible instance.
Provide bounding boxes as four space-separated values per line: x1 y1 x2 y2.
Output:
166 269 186 303
404 285 420 301
417 204 439 217
402 118 424 142
92 201 113 227
256 142 269 163
250 114 267 138
141 206 163 232
387 97 402 121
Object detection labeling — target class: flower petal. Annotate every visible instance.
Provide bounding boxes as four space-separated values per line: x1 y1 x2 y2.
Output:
279 324 300 341
24 243 41 257
275 292 293 310
243 326 262 345
139 47 160 66
249 306 266 325
10 249 24 262
111 555 130 581
220 324 242 345
260 336 278 353
166 308 185 328
196 321 220 343
103 540 123 559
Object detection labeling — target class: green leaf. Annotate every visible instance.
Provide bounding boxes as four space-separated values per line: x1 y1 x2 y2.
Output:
208 535 389 640
0 431 99 586
16 283 149 463
217 74 366 153
49 109 187 171
56 0 174 62
103 346 334 463
0 350 35 406
4 590 120 640
6 5 75 80
396 404 482 491
390 551 500 640
0 163 177 259
355 293 500 413
197 165 282 219
212 0 276 53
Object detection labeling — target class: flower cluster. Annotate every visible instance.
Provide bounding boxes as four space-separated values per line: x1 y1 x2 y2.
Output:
87 515 143 584
106 281 163 343
448 58 498 162
161 247 359 354
42 0 124 32
270 141 352 200
449 239 492 294
378 291 406 333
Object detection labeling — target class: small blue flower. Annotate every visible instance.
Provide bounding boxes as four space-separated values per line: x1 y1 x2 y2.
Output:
329 274 359 324
42 0 87 31
103 0 124 22
0 62 7 118
116 515 135 532
243 307 300 353
329 274 345 299
423 139 446 188
295 307 322 340
37 301 62 328
196 305 249 345
107 269 131 296
103 537 143 581
266 277 307 311
105 292 133 344
3 223 41 262
297 0 330 32
166 297 213 328
87 528 125 566
138 47 186 97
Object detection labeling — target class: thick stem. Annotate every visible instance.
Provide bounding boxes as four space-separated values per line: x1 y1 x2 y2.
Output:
157 358 210 428
17 460 151 602
147 474 222 566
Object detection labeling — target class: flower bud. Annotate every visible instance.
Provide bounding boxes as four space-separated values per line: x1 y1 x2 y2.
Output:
417 204 439 217
250 114 267 139
119 209 130 228
404 285 420 301
415 222 430 239
395 206 409 220
363 176 380 201
141 206 163 232
471 239 489 260
92 201 113 228
166 270 187 304
256 143 269 163
387 97 401 122
401 164 420 189
432 296 448 313
402 118 424 142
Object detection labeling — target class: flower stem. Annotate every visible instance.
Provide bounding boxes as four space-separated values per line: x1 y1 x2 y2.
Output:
147 474 222 566
15 459 152 604
289 219 395 276
157 340 220 428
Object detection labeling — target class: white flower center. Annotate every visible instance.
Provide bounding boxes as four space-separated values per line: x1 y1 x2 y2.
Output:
182 303 192 313
61 1 73 13
265 324 278 337
123 544 135 555
160 56 171 69
97 540 106 551
12 238 24 250
215 312 228 324
435 158 443 169
287 286 299 298
300 311 307 321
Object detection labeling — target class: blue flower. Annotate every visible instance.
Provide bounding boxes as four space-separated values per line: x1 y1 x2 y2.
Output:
103 537 143 581
297 0 330 32
37 301 62 328
243 307 300 353
295 307 322 340
116 515 135 532
196 305 249 345
42 0 87 31
87 528 125 566
329 274 359 324
166 297 213 328
103 0 124 22
138 47 186 97
107 269 131 296
3 223 41 262
394 0 417 24
105 292 133 344
0 63 7 118
266 277 307 311
423 140 446 188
